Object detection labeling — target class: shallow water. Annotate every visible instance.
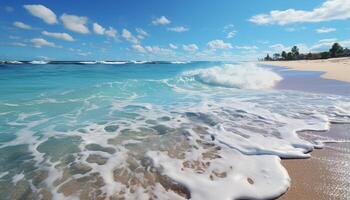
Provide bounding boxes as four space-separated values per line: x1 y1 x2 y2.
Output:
0 62 349 199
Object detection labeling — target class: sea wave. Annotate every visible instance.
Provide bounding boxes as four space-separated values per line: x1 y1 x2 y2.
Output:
181 63 282 89
30 60 49 64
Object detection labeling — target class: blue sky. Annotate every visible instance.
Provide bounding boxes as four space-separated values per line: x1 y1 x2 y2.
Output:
1 0 350 61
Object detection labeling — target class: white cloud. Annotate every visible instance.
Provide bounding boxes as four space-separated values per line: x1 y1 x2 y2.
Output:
24 4 57 24
42 31 74 41
249 0 350 25
93 23 105 35
31 38 56 48
78 52 91 56
169 43 178 49
136 28 148 36
152 16 171 25
308 39 350 51
10 42 27 47
269 44 290 52
105 27 117 38
224 24 237 39
13 21 32 30
226 31 236 39
316 27 336 33
207 40 233 50
167 26 189 32
144 46 173 55
122 29 139 44
182 44 198 52
269 43 309 53
60 14 89 34
93 23 117 38
235 45 258 50
136 28 148 39
132 44 146 53
319 38 337 43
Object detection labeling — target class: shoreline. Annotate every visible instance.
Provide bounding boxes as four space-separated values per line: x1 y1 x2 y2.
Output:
261 57 350 83
265 62 350 199
280 123 350 199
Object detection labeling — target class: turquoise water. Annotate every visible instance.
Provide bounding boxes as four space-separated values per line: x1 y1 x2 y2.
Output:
0 62 349 199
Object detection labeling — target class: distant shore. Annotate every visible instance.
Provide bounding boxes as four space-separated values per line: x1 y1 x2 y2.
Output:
261 57 350 83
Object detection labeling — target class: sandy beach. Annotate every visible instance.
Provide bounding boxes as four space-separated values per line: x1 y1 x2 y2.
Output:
262 57 350 83
280 124 350 199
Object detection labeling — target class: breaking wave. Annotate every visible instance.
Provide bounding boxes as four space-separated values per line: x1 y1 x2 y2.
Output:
182 63 282 89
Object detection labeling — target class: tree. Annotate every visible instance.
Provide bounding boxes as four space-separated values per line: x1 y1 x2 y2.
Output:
306 52 313 60
281 51 287 60
329 43 344 57
320 51 329 59
264 54 272 61
291 46 299 59
286 52 293 60
273 53 281 60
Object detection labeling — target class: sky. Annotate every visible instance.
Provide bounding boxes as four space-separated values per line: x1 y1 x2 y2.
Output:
1 0 350 61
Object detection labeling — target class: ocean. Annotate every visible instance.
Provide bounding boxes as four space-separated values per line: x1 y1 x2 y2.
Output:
0 61 349 199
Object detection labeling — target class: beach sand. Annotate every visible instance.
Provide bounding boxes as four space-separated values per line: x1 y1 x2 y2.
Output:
280 124 350 199
263 61 350 199
262 57 350 83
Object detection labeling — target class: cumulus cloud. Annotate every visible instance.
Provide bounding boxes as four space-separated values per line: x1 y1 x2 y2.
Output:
132 44 146 53
136 28 148 36
24 4 57 24
169 43 178 49
182 44 198 52
269 44 290 52
269 43 309 53
105 27 117 38
93 23 117 38
309 38 350 51
132 44 173 55
93 23 105 35
226 31 236 39
152 16 171 25
167 26 189 32
31 38 56 48
13 21 32 30
224 24 237 39
235 45 258 50
122 29 139 44
60 14 89 34
207 40 233 50
145 46 173 55
316 27 336 33
42 31 74 41
249 0 350 25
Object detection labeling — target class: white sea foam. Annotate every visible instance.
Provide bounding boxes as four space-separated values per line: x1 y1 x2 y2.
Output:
171 61 190 64
182 63 282 89
79 61 97 64
30 60 49 64
98 61 128 65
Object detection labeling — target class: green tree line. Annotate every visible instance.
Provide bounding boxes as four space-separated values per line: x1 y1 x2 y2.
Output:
263 43 350 61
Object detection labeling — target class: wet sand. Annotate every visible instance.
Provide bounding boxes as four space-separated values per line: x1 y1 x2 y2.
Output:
268 63 350 199
261 57 350 83
281 124 350 199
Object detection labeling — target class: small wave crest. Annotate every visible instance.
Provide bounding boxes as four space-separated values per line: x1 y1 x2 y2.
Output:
182 63 282 89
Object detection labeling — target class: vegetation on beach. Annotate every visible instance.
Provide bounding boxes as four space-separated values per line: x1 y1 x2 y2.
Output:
263 43 350 61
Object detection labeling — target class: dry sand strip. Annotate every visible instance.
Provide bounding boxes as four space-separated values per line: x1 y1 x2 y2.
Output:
261 57 350 83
